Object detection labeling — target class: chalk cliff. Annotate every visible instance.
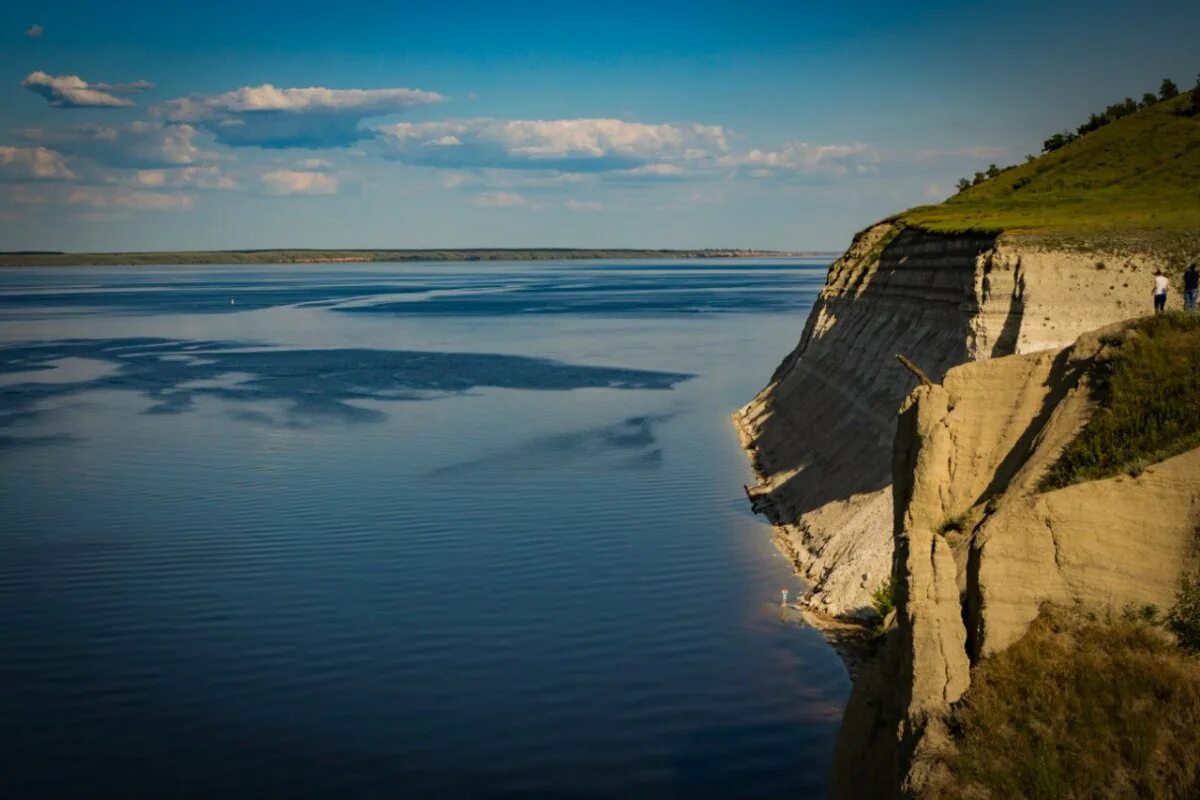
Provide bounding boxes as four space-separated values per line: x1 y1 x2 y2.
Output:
738 93 1200 797
735 220 1165 619
830 323 1200 797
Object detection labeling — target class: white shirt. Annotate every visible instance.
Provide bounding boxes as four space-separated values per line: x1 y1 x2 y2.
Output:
1154 275 1169 295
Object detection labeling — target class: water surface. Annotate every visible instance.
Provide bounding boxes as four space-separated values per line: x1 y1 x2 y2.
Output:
0 259 847 799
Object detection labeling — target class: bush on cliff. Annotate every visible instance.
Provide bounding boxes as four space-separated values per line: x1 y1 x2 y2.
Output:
1040 312 1200 490
931 606 1200 800
1168 570 1200 654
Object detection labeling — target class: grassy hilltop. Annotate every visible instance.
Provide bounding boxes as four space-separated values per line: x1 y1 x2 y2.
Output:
901 93 1200 236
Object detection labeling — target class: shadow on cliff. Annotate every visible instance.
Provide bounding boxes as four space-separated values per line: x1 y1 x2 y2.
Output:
750 228 998 523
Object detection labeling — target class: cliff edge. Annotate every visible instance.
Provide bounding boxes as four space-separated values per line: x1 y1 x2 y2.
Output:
736 92 1200 621
736 90 1200 796
834 317 1200 797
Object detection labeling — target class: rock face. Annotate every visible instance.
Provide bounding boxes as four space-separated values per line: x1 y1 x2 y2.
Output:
831 326 1200 798
735 220 1172 619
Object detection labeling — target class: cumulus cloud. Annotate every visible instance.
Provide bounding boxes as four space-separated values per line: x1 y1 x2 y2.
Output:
297 158 334 169
620 163 687 177
376 118 729 172
25 24 44 39
720 142 875 175
471 191 530 208
124 166 237 190
439 170 476 189
65 186 193 211
16 122 207 168
155 84 445 148
0 145 76 180
23 71 155 109
261 169 338 195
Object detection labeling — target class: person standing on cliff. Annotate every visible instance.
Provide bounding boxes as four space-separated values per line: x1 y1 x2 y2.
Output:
1184 263 1199 311
1153 269 1169 314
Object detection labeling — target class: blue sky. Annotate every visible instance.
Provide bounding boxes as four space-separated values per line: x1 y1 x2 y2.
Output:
0 0 1196 251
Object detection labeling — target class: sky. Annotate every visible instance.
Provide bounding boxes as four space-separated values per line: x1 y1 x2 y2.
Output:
0 1 1197 252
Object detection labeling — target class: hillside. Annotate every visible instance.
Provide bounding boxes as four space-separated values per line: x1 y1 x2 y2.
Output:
737 79 1200 800
901 94 1200 238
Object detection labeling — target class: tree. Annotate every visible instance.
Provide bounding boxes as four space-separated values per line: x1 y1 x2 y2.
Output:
956 178 972 193
1142 92 1159 107
1159 77 1180 101
1042 131 1074 153
985 164 1000 179
972 171 986 186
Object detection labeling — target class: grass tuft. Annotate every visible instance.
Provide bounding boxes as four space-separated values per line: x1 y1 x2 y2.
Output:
934 512 970 536
1040 312 1200 491
870 576 895 622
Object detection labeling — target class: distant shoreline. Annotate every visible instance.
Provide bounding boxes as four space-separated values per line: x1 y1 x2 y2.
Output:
0 248 836 267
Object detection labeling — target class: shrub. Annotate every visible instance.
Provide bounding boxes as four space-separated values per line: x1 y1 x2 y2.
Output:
1167 570 1200 654
930 606 1200 800
1040 313 1200 490
871 576 895 620
935 512 970 535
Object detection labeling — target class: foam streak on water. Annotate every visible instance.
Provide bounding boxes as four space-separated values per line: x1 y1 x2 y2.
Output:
0 259 847 799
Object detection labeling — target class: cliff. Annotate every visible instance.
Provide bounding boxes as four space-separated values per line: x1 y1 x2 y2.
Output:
833 320 1200 797
736 92 1200 621
734 222 1177 619
736 92 1200 797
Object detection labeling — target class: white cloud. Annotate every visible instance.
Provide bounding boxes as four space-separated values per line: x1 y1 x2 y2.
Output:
25 24 44 39
471 191 529 208
377 118 729 172
261 169 338 195
297 158 334 169
22 71 154 109
125 167 237 190
625 163 687 176
65 186 193 211
720 143 875 175
17 122 207 168
0 145 76 180
565 200 604 212
155 84 445 148
439 171 475 189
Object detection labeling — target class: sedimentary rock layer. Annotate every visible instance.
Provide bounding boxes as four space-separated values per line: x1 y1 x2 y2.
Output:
736 220 1169 618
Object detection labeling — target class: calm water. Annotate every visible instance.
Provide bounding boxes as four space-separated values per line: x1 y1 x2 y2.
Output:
0 259 848 799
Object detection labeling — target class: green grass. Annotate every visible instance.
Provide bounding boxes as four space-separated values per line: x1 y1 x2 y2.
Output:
929 606 1200 800
900 95 1200 235
1040 312 1200 491
870 576 895 621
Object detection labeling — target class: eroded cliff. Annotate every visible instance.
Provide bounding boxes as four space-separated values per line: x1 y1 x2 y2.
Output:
832 323 1200 798
735 220 1170 619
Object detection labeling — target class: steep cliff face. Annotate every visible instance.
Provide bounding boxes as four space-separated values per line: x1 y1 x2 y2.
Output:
831 326 1200 798
735 220 1171 619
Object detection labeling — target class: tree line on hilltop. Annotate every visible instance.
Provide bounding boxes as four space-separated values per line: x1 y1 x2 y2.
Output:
953 74 1200 195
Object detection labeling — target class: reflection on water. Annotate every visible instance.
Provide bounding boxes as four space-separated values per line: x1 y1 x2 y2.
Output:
0 259 847 799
